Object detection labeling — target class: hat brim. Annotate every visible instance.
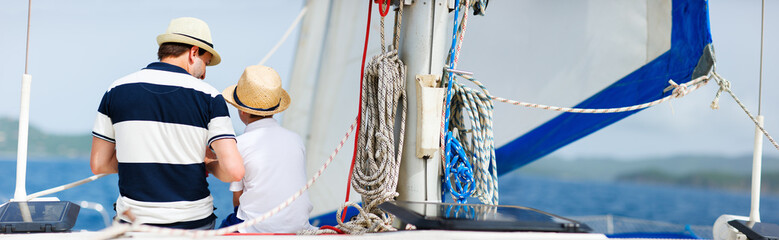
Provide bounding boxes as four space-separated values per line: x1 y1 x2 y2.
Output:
222 84 291 116
157 34 222 66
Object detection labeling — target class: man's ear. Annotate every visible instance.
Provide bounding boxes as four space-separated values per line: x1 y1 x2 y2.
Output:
189 46 200 63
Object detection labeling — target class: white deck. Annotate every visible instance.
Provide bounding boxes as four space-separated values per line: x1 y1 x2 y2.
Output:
0 230 614 240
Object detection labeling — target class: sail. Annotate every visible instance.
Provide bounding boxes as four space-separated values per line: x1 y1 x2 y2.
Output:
492 0 713 174
284 0 713 223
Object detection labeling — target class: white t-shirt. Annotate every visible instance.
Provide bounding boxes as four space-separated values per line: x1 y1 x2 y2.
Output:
230 118 315 233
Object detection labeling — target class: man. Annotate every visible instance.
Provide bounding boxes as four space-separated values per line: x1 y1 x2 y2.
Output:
90 17 244 230
219 65 314 233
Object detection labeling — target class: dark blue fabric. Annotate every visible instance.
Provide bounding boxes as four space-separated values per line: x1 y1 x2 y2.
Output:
118 162 210 202
121 214 217 230
607 232 699 239
91 131 115 142
144 62 190 75
495 0 713 175
97 83 230 129
232 86 281 111
218 206 244 229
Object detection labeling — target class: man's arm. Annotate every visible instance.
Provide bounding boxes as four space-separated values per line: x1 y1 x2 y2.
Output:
205 138 244 182
90 136 118 174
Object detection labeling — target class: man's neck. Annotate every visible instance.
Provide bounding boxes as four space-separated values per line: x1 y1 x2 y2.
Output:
161 57 189 74
247 115 273 125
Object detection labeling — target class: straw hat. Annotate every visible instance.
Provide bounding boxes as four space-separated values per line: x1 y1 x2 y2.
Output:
223 65 290 116
156 17 222 66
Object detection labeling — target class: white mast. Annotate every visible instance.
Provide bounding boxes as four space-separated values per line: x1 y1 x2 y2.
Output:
13 0 34 203
748 0 767 225
396 0 452 204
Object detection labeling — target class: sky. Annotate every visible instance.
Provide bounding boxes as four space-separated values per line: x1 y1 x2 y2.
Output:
0 0 776 160
0 0 305 136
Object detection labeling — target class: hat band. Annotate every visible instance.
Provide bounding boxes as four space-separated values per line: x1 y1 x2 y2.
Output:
173 33 214 48
233 86 280 112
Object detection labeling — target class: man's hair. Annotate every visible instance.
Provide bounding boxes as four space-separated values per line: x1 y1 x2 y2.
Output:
157 42 208 60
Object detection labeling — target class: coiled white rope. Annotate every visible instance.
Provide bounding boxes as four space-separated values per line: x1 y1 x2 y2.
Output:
450 80 498 205
344 5 407 233
93 120 358 239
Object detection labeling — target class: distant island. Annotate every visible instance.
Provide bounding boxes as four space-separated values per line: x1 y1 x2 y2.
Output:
616 169 779 193
0 117 91 158
517 155 779 194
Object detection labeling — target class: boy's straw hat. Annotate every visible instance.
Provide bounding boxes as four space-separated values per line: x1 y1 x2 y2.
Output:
223 65 290 116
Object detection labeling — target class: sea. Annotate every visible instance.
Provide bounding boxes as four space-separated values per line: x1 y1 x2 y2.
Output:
1 157 778 233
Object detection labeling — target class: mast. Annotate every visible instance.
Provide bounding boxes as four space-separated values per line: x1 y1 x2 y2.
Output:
13 0 33 203
396 0 452 204
748 0 767 225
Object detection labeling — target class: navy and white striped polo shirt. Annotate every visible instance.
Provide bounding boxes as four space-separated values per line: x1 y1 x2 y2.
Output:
92 62 235 224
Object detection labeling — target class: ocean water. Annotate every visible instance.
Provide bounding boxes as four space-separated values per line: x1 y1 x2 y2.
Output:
1 158 778 232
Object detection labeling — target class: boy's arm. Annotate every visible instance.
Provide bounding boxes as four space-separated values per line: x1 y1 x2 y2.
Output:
232 190 243 207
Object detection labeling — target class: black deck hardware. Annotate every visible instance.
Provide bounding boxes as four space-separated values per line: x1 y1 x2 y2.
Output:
0 201 80 233
379 200 591 233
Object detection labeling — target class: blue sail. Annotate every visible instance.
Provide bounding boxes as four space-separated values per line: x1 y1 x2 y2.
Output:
496 0 713 175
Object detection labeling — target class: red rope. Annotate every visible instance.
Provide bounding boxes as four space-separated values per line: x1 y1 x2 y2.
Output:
342 0 373 223
319 225 345 234
377 0 390 17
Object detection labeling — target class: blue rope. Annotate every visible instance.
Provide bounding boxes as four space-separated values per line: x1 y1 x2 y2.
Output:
443 0 475 204
444 131 475 203
444 0 461 125
445 204 477 219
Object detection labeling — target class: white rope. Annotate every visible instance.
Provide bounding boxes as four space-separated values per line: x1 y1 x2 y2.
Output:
258 6 308 66
334 202 395 234
26 174 109 201
346 12 407 232
710 72 779 151
450 80 498 205
93 120 358 239
454 70 779 153
453 72 711 114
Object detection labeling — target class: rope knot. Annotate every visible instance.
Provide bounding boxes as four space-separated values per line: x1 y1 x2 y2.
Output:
711 75 731 110
668 79 689 98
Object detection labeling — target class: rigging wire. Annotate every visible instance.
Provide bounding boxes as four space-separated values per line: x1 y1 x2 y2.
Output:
258 6 308 66
758 0 765 115
26 174 108 201
24 0 32 74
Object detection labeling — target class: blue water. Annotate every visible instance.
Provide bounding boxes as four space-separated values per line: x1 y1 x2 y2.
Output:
0 158 232 231
1 158 777 231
